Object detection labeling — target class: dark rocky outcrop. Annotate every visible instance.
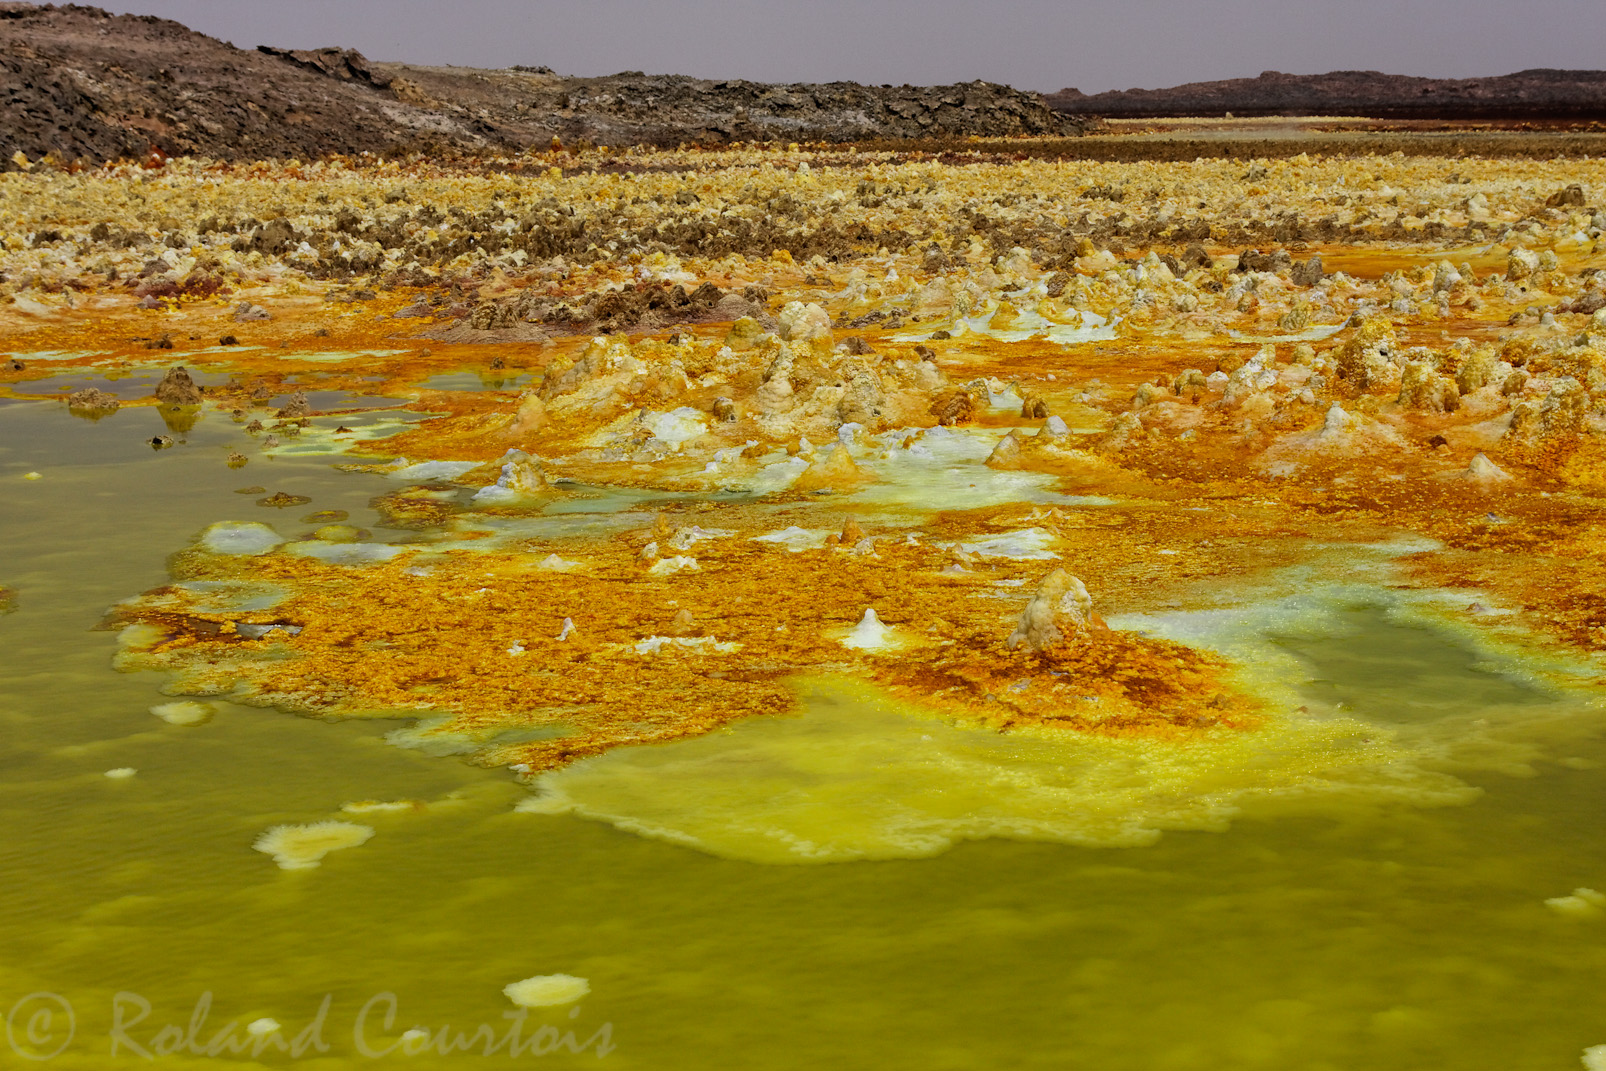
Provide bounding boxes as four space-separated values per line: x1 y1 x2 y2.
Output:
0 3 1089 167
1045 69 1606 120
256 45 391 88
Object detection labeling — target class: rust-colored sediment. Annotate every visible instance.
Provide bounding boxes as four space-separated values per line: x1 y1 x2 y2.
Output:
8 144 1604 769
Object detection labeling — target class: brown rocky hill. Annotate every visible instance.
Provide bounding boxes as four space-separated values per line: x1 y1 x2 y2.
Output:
1045 69 1606 120
0 2 1089 167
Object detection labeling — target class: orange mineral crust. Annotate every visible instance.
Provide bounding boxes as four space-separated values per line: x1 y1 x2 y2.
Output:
112 503 1274 772
5 147 1604 773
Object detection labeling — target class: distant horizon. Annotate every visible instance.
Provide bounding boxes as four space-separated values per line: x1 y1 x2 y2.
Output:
92 0 1606 97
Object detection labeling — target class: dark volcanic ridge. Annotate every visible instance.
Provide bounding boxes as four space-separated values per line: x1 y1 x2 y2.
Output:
0 2 1088 166
1045 69 1606 120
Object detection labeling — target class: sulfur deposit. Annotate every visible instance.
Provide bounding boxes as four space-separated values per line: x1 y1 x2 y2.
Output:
7 136 1606 855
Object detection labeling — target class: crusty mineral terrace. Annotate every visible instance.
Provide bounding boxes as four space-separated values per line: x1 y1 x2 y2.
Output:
6 144 1606 770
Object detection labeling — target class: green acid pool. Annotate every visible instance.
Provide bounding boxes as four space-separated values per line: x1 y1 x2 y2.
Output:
3 393 1606 1070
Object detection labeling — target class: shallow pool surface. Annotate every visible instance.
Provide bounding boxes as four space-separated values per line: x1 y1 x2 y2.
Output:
3 398 1606 1070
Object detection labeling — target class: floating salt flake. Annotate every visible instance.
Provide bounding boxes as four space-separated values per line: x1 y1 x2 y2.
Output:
21 472 42 480
1584 1044 1606 1071
199 521 284 556
341 799 423 815
503 974 590 1008
1546 888 1605 918
253 821 374 869
507 643 527 656
104 767 137 780
246 1019 280 1038
150 700 213 726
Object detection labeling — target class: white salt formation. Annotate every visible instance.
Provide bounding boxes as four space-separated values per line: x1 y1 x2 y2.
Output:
841 608 895 650
647 555 699 575
1460 452 1513 484
777 301 832 343
472 449 551 503
198 522 284 556
253 821 374 869
1006 568 1093 651
1545 887 1605 918
502 974 590 1007
341 800 422 814
150 700 213 726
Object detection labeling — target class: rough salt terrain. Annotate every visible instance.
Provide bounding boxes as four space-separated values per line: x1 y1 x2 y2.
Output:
2 133 1604 845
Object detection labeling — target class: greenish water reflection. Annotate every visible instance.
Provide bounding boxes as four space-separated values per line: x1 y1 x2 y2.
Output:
1272 605 1549 724
2 399 1605 1069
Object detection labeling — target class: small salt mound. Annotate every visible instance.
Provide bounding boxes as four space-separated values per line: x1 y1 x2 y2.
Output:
537 554 579 571
1459 452 1513 484
792 444 870 492
1545 888 1605 918
151 700 213 726
253 821 374 869
1583 1044 1606 1071
841 609 896 651
472 449 551 504
104 767 136 779
503 974 590 1007
199 521 283 556
646 555 699 576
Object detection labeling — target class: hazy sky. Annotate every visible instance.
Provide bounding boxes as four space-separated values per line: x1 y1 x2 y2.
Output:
100 0 1606 95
